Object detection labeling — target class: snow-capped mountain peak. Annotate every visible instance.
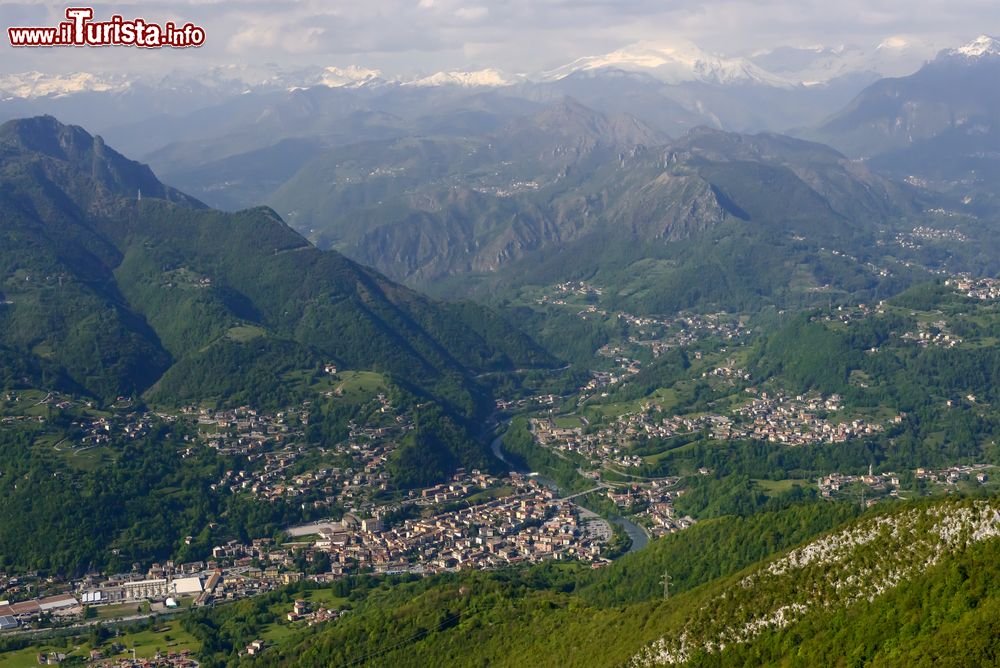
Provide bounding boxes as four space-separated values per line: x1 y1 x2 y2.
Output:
313 66 384 88
406 68 520 87
541 40 795 87
949 35 1000 58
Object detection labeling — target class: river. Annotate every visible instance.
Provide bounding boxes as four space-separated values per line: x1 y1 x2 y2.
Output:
489 426 649 554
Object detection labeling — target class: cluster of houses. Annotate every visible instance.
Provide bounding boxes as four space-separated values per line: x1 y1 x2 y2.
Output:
530 411 711 471
900 319 962 348
729 391 887 446
703 364 751 382
819 467 902 501
813 303 881 325
533 283 746 363
916 465 991 486
621 311 747 358
0 392 153 444
75 414 153 447
532 417 634 468
578 361 643 400
201 395 413 510
532 411 724 467
495 393 561 412
475 179 542 198
819 464 992 501
413 471 498 506
947 275 1000 300
187 404 299 456
285 598 338 626
533 281 604 307
214 436 392 509
825 248 893 279
529 417 699 536
0 450 611 636
0 413 45 426
895 226 968 250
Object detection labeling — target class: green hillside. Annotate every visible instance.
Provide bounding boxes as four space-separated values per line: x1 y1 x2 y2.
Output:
0 116 553 414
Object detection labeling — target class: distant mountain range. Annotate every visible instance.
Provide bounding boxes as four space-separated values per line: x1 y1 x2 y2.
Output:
102 82 967 316
539 41 798 87
0 34 951 159
0 36 978 209
0 34 938 98
259 100 923 297
813 36 1000 156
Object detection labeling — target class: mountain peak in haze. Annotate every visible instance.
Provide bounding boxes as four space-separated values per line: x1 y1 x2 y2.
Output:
506 96 665 147
541 40 795 87
811 33 1000 159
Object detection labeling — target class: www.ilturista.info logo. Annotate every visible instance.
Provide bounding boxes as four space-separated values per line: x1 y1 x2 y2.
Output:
8 8 205 48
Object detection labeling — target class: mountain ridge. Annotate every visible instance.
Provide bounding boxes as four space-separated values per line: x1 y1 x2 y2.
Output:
266 104 925 299
0 116 554 415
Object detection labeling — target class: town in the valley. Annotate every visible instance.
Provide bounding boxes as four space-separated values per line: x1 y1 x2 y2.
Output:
2 271 999 640
0 468 614 635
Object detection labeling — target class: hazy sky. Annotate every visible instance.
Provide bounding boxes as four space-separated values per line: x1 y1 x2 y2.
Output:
0 0 996 78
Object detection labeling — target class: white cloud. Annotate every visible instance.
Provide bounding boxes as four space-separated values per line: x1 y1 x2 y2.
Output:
454 6 489 21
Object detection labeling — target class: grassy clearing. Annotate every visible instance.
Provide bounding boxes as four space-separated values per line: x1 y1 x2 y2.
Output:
226 325 268 342
754 479 811 496
278 369 388 408
107 622 199 659
0 620 198 668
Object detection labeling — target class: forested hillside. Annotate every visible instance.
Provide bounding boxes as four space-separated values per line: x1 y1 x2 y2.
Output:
0 116 552 415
